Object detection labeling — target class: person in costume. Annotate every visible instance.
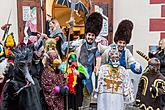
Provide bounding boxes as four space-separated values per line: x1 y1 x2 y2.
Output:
30 35 48 110
64 52 89 110
62 12 103 108
41 38 67 110
102 19 142 74
0 45 8 104
148 39 162 59
2 33 16 80
135 57 165 110
49 18 66 58
95 44 134 110
1 45 44 110
4 32 16 65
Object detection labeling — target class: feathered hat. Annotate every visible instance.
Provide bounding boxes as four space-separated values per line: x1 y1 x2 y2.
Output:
85 12 103 36
114 19 133 44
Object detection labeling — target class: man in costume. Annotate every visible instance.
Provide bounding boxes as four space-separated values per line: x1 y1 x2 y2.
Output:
102 19 142 74
135 57 165 110
62 12 103 108
95 44 134 110
101 20 142 98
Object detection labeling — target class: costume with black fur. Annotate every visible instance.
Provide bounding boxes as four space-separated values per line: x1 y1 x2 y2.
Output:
1 46 43 110
136 58 165 110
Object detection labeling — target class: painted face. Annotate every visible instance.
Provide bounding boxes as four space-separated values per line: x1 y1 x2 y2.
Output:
86 32 96 44
108 44 120 67
109 51 120 68
116 40 126 52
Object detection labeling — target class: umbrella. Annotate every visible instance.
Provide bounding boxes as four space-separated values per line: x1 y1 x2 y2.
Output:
56 0 88 15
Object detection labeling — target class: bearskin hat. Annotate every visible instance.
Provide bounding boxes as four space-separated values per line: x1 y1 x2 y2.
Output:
85 12 103 36
114 19 133 44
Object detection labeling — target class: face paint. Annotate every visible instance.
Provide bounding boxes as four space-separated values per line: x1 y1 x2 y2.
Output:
108 44 120 67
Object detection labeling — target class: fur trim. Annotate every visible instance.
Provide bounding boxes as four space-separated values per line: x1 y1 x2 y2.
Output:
114 19 133 44
85 12 103 36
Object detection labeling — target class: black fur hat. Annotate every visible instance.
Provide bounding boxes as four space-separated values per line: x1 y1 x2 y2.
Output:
114 19 133 44
85 12 103 36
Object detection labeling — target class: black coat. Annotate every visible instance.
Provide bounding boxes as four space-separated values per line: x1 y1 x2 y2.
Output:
156 51 165 76
1 69 43 110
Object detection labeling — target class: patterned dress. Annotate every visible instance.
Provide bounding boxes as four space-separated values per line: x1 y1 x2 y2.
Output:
41 67 65 110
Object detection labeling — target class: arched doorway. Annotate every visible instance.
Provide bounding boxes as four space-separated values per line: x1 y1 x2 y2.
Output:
44 0 113 43
51 0 88 38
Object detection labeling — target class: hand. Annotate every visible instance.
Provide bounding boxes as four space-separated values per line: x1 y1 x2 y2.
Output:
40 33 48 39
60 88 65 96
94 66 100 76
55 36 60 41
73 69 79 76
134 62 141 72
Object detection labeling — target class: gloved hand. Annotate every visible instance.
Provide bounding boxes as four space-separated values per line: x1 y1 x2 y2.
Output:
60 86 69 95
64 86 69 95
60 88 65 96
134 62 141 72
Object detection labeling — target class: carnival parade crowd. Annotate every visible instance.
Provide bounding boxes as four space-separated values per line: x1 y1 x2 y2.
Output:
0 12 164 110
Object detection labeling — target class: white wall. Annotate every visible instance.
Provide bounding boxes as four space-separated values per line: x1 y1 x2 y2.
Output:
114 0 161 69
0 0 18 43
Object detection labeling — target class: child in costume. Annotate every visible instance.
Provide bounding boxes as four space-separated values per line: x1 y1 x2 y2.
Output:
135 53 165 110
95 44 134 110
64 52 89 110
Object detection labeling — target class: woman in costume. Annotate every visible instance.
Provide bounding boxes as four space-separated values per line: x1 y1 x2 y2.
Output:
48 18 66 58
41 38 67 110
